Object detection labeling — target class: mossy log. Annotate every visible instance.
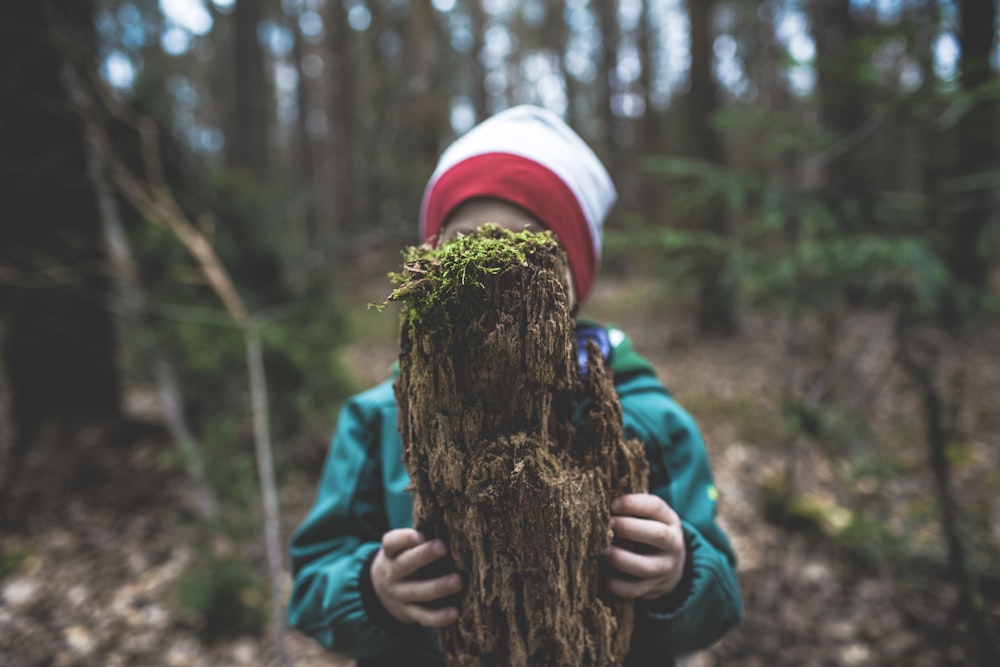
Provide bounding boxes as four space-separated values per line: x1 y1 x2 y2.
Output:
392 227 648 667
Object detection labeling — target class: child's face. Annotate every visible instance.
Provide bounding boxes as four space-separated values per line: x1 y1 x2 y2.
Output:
441 198 577 309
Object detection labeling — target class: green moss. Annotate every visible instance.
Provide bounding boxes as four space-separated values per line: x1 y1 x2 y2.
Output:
0 546 37 580
387 225 559 333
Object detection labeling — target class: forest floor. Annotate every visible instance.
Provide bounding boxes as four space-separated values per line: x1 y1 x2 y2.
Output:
2 252 999 666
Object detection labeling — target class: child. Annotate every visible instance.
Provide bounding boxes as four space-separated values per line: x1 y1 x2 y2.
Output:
288 105 743 665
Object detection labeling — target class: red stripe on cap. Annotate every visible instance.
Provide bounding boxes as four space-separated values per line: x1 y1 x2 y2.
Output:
422 152 597 302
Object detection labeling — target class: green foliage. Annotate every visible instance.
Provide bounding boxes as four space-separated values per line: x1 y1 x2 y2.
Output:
782 399 825 439
712 106 827 162
835 512 910 570
260 295 358 451
199 167 303 310
118 154 357 518
682 393 785 445
174 551 267 643
0 545 36 581
635 150 965 320
761 474 853 539
141 293 355 511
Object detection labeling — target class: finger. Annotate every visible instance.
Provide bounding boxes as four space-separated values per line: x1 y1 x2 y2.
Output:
394 573 463 604
603 544 672 580
610 516 681 553
611 494 677 524
605 574 657 600
393 539 449 579
406 604 460 628
381 529 426 559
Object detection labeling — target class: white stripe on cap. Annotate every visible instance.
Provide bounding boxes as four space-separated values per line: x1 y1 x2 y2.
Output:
423 105 616 260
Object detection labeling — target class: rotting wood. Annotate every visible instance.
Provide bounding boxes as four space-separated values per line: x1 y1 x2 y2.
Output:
392 226 648 667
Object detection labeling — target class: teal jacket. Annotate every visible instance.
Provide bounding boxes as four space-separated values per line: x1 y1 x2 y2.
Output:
289 325 743 664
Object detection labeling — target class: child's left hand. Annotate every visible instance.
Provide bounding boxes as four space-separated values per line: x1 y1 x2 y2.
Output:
602 493 687 600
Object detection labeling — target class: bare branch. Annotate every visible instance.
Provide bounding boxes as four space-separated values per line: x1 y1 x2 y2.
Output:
63 63 288 666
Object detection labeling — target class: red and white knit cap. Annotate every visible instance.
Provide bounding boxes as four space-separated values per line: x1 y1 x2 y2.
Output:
419 105 616 304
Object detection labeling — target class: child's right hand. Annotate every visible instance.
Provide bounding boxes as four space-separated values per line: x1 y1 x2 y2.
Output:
371 528 463 627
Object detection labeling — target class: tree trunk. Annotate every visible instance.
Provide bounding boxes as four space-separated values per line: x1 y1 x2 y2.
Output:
227 0 270 185
687 0 738 337
365 0 392 230
468 0 489 122
289 6 320 258
809 0 873 224
543 0 578 129
594 0 620 172
636 0 658 219
400 0 449 199
0 0 120 512
393 228 647 666
326 0 357 239
945 0 997 289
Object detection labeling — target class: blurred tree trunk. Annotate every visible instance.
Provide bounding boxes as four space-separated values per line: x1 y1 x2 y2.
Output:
896 323 1000 666
468 0 489 122
594 0 620 174
742 1 796 186
809 0 873 225
636 0 664 221
0 0 120 511
289 8 320 256
366 0 406 233
687 0 738 336
637 0 658 150
637 0 654 141
944 0 997 289
402 1 447 172
227 0 270 185
912 0 946 292
908 0 941 162
327 0 357 240
543 0 578 128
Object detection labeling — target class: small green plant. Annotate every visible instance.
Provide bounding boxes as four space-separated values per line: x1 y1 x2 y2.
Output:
0 545 36 580
761 474 853 539
174 552 267 643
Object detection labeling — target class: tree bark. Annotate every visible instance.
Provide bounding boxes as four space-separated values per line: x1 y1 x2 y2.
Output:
289 5 320 256
400 0 449 193
594 0 620 172
326 0 357 238
468 0 489 122
227 0 270 185
0 0 121 512
687 0 738 337
945 0 997 289
393 229 647 666
809 0 874 223
896 322 1000 666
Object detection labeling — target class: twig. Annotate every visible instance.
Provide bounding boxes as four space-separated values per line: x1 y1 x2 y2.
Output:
67 65 289 666
64 63 220 520
895 317 998 666
804 91 915 180
246 323 288 664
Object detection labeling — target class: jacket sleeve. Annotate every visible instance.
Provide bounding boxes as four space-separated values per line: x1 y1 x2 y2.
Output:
287 387 413 658
620 377 743 658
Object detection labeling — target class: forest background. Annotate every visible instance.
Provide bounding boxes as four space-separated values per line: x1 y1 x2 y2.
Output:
1 0 998 665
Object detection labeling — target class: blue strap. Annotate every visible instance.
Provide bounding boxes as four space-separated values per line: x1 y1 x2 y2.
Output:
574 323 612 376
